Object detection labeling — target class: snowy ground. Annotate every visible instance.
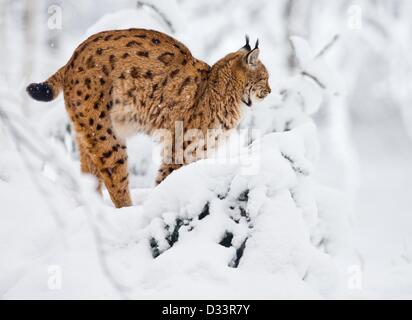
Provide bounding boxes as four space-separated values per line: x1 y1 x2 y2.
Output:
2 114 411 299
0 116 346 299
1 1 412 300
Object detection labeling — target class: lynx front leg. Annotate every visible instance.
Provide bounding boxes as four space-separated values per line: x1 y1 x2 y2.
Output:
154 134 186 185
155 163 182 185
154 131 206 185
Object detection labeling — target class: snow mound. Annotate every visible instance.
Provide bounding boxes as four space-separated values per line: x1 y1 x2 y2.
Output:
104 123 343 299
0 108 345 298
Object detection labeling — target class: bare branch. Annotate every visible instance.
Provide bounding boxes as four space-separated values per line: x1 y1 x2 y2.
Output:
0 101 132 298
315 34 340 59
137 1 175 34
301 71 326 89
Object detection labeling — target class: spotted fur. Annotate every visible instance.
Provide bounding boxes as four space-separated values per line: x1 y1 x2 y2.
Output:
27 29 271 208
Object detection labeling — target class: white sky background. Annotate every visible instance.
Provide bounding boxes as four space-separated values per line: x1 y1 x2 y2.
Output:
1 0 412 298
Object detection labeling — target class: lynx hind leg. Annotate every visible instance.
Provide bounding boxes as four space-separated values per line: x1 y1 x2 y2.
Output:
77 138 103 194
87 133 132 208
63 67 133 207
68 102 132 208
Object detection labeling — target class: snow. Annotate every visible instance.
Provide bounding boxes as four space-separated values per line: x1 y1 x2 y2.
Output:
0 52 351 297
1 0 412 300
0 110 346 299
4 72 354 300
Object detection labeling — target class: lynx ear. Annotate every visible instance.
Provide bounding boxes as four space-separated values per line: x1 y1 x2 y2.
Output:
246 48 260 67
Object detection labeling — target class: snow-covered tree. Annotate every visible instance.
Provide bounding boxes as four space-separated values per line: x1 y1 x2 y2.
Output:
1 0 412 300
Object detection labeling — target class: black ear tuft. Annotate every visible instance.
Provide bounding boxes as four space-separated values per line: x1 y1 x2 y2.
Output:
254 39 259 49
243 35 251 51
26 83 54 102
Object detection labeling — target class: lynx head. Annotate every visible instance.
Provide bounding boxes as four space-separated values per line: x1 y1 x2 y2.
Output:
210 36 271 108
238 36 271 107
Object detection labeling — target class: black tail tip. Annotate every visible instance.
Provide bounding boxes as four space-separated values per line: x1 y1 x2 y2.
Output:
26 82 54 102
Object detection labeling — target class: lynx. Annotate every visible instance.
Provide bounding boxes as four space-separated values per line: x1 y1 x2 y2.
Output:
27 29 271 208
